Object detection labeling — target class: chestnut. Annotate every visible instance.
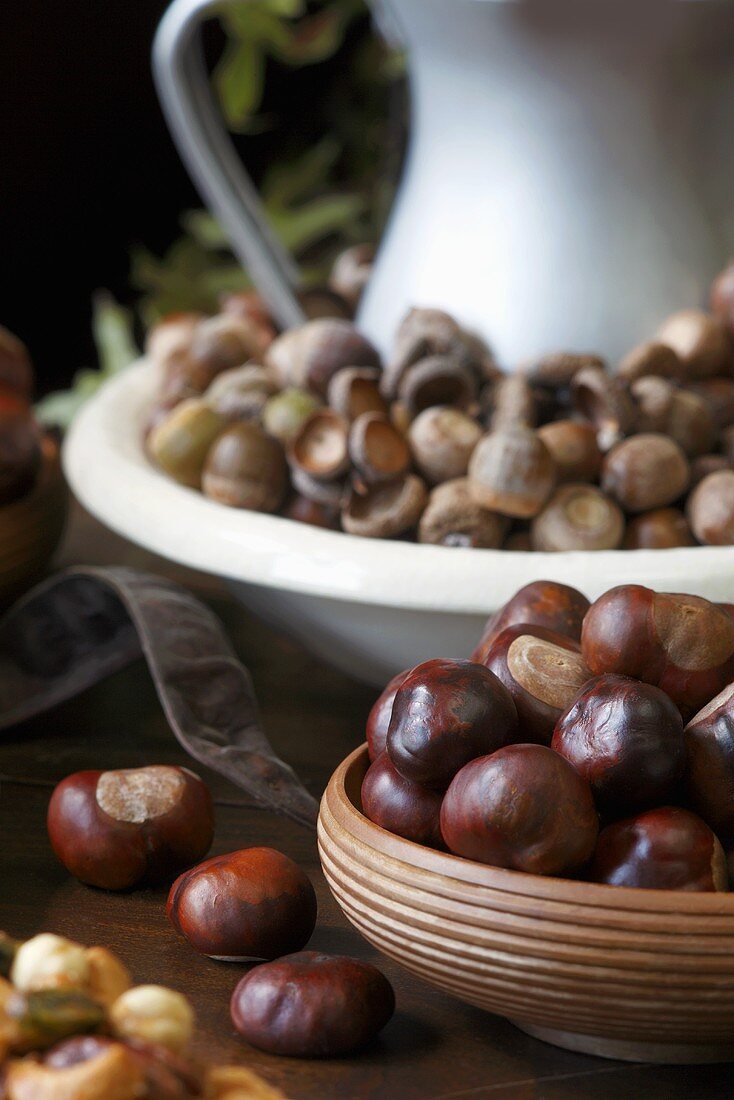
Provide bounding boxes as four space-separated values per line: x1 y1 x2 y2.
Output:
552 674 685 814
0 324 34 399
468 427 556 518
0 409 41 505
530 484 624 551
167 846 316 960
230 952 395 1057
47 765 214 890
481 625 592 744
685 682 734 841
361 753 444 847
601 433 690 513
536 420 602 483
687 469 734 545
580 585 734 716
471 580 590 665
622 507 695 550
588 807 727 891
366 669 410 761
386 658 517 789
440 744 598 875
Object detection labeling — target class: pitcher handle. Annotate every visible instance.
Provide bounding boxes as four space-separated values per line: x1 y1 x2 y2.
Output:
153 0 307 329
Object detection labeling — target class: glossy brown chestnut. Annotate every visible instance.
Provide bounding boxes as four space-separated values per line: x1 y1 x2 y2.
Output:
361 753 444 847
588 807 727 891
481 625 592 744
471 580 590 665
167 847 317 960
47 766 214 890
0 324 34 399
0 409 41 505
580 584 734 716
685 683 734 841
386 659 517 789
366 669 411 761
230 952 395 1057
440 744 598 875
552 674 685 814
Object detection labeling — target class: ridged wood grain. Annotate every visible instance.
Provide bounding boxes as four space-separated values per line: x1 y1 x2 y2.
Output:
318 745 734 1063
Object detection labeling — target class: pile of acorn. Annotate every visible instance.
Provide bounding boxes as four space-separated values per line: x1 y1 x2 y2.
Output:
361 579 734 891
0 325 47 508
144 253 734 550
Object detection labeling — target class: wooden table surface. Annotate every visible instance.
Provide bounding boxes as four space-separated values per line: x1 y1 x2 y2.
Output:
1 507 731 1099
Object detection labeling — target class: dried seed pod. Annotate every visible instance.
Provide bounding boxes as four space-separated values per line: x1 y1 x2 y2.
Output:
408 406 482 485
536 419 602 483
531 484 625 551
472 580 590 664
289 409 350 481
617 341 683 383
341 475 428 539
202 422 287 512
282 494 340 530
144 312 203 365
148 399 226 488
204 364 279 421
687 378 734 430
601 433 690 513
711 260 734 336
571 365 637 451
327 367 387 421
623 507 696 549
262 388 321 445
397 355 477 416
690 453 731 489
418 478 508 548
329 243 375 311
526 352 606 390
290 465 346 508
687 469 734 545
488 375 536 431
0 324 34 399
265 319 380 395
468 427 556 518
348 412 411 484
630 376 675 433
656 309 732 380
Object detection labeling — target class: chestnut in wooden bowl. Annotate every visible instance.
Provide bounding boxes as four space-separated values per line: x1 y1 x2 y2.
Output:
685 683 734 842
319 745 734 1064
471 580 590 665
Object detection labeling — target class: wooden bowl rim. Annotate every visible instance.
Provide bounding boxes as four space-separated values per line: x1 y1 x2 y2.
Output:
321 744 734 916
0 436 65 519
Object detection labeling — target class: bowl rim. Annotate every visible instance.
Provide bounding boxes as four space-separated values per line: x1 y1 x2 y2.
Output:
63 359 734 614
321 743 734 915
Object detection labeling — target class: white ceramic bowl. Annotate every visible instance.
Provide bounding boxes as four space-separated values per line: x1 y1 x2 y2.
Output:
64 360 734 686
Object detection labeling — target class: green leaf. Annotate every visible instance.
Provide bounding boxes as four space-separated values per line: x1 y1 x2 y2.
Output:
262 137 341 207
270 192 365 254
91 293 139 376
270 5 353 65
215 38 265 128
180 209 231 250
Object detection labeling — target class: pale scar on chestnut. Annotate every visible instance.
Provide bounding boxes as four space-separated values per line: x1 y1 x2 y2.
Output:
96 766 186 824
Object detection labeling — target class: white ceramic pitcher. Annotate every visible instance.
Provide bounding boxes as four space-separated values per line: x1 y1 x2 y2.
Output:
153 0 734 366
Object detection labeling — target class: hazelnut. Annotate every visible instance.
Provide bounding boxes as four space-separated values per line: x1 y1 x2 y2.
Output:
623 507 695 549
265 319 380 395
468 427 556 518
148 399 226 488
536 420 602 483
230 952 395 1058
617 341 683 383
47 765 214 890
552 674 685 814
711 260 734 336
329 243 375 311
589 807 727 891
690 453 731 489
418 478 508 548
440 744 599 876
204 364 279 421
0 324 34 399
397 355 477 416
530 484 624 551
366 669 411 761
11 935 90 995
571 365 636 450
687 377 734 430
341 474 428 539
408 407 482 485
488 375 537 431
0 410 41 505
110 985 193 1052
262 388 322 445
687 469 734 545
84 948 132 1009
327 367 387 421
481 624 592 744
167 847 317 960
289 409 350 481
202 422 287 512
601 433 690 513
656 308 732 380
6 1039 145 1098
685 682 734 841
526 352 606 390
348 412 411 484
581 585 734 716
386 658 517 789
361 753 444 847
472 580 590 664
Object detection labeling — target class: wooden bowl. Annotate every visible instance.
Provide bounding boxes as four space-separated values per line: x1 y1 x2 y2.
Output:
0 436 68 607
318 745 734 1064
